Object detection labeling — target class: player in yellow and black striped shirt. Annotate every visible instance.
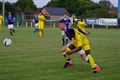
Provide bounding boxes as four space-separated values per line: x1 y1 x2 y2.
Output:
61 29 101 73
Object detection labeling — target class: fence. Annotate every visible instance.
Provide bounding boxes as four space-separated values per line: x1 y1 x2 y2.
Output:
5 18 120 29
13 19 59 28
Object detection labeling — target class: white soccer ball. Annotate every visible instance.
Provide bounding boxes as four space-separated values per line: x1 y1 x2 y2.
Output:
74 18 78 22
3 38 12 46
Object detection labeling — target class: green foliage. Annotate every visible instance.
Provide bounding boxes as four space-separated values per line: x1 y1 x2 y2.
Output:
0 0 37 14
84 8 111 18
5 2 16 15
110 13 117 18
15 0 36 12
0 2 2 14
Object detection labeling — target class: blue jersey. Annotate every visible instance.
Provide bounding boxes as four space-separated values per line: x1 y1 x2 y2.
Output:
64 18 71 35
64 18 71 28
7 16 14 25
34 16 38 23
59 19 65 23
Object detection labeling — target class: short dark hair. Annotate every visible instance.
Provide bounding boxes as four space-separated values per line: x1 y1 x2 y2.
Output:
68 29 75 35
68 29 75 40
64 13 67 15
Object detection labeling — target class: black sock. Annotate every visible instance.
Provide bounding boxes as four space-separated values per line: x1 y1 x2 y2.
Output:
10 31 13 35
13 29 15 33
66 58 71 62
63 54 66 58
62 38 65 46
86 59 90 63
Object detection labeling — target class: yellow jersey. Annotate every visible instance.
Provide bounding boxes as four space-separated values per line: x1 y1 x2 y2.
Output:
38 15 45 29
72 29 90 50
77 21 87 33
0 15 3 26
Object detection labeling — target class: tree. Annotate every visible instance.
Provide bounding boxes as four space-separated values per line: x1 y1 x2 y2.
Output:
84 8 110 18
46 0 116 18
0 2 2 14
5 2 16 15
46 0 103 17
0 0 37 15
15 0 37 12
99 0 112 9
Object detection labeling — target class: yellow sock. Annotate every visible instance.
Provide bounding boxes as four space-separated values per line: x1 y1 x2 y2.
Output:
66 54 70 59
87 54 95 69
65 54 70 62
39 31 42 37
65 47 71 62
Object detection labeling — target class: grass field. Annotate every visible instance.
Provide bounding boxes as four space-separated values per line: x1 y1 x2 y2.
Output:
0 27 120 80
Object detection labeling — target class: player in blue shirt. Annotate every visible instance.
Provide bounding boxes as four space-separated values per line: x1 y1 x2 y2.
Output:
6 12 15 35
33 14 38 33
60 13 71 45
62 13 71 45
59 18 66 46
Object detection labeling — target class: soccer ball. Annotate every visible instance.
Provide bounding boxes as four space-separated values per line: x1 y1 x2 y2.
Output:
3 38 12 46
73 18 78 22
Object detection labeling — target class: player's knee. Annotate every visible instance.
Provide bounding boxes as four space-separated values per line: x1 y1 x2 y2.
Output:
65 47 71 53
81 54 86 61
85 50 90 55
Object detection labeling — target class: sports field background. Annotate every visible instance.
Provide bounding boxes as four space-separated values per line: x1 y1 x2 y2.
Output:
0 27 120 80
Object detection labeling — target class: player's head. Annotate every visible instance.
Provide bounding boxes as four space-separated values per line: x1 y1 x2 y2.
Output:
63 13 67 18
8 12 11 15
80 17 84 21
35 13 37 16
67 29 75 40
39 12 42 15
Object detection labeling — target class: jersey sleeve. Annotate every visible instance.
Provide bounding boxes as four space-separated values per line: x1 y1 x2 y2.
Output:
43 15 45 20
68 18 71 23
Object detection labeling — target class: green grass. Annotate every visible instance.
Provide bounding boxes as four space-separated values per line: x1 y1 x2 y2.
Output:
0 27 120 80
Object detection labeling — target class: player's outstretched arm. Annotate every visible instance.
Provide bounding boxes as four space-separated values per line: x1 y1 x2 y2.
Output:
60 45 68 52
77 27 90 35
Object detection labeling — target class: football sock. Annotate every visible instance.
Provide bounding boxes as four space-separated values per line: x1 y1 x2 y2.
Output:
34 29 36 32
65 54 71 62
87 54 95 69
86 57 89 63
62 38 65 46
10 31 13 35
63 52 66 58
65 37 68 45
13 29 15 33
39 31 42 37
34 29 38 33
